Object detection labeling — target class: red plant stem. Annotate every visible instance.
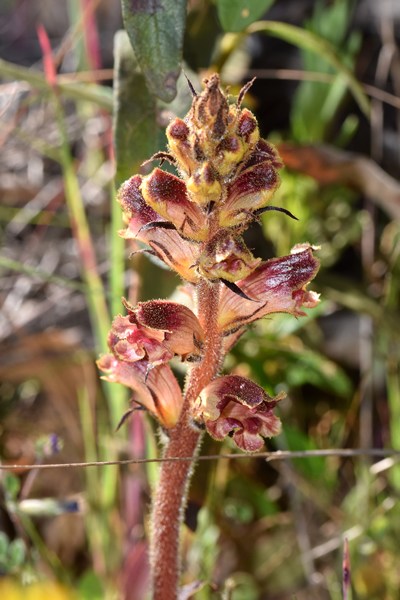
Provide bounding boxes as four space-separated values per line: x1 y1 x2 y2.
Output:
150 279 223 600
80 0 102 71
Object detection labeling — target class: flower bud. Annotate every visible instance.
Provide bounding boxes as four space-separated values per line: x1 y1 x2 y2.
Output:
237 108 259 145
220 155 281 228
197 233 261 282
186 163 222 206
166 118 197 175
190 74 230 140
117 175 200 282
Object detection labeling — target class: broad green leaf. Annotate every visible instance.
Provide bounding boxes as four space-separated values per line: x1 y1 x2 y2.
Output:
111 31 161 426
121 0 186 102
113 30 160 186
217 0 275 32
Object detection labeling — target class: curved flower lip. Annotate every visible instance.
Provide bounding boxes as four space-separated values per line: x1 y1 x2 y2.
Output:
123 299 204 361
218 139 283 229
141 168 207 241
219 160 280 228
97 356 183 429
218 244 320 332
195 375 285 452
118 175 159 227
118 175 200 283
108 300 204 367
109 318 170 367
242 139 283 170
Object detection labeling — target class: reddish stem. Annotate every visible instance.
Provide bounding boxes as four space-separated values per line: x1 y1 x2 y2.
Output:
150 280 223 600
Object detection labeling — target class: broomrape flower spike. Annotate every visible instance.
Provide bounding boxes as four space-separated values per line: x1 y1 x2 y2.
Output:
98 74 320 599
99 73 319 441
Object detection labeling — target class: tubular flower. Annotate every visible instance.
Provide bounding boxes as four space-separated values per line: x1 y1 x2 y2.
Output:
107 299 204 367
97 356 183 429
101 73 320 441
122 299 204 362
195 376 286 452
218 243 320 333
108 314 170 367
118 175 200 282
141 169 208 241
219 140 283 229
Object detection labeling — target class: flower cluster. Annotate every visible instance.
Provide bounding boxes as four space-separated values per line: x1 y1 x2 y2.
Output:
98 74 319 452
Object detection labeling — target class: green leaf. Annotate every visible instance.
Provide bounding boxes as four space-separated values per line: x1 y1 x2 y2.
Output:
8 539 26 569
284 348 353 398
0 532 9 561
290 0 361 143
0 57 112 110
3 473 20 501
113 30 161 186
227 476 278 518
121 0 186 102
217 0 275 32
78 570 104 600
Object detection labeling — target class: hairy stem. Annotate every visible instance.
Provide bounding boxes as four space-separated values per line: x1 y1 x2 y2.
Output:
150 280 222 600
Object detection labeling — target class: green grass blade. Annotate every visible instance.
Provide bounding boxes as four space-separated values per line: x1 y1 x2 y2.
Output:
0 256 87 293
217 20 369 117
249 20 369 116
0 57 112 109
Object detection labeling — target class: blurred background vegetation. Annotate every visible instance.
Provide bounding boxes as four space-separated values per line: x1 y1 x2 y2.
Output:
1 0 400 598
